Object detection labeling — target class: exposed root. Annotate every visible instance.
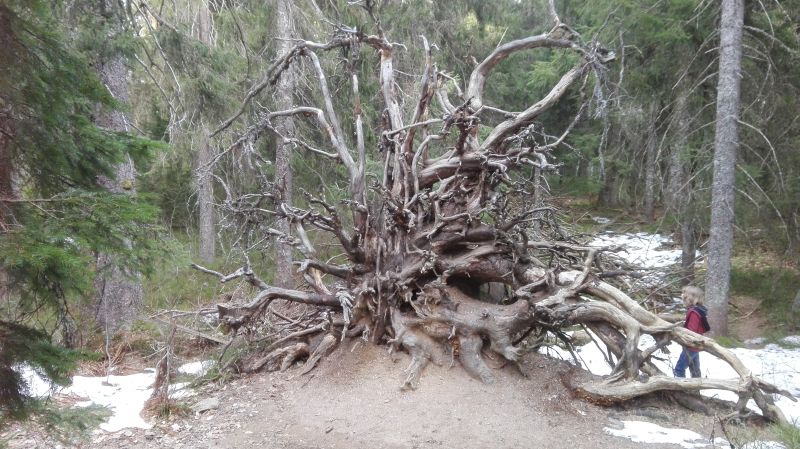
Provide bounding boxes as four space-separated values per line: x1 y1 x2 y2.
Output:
458 333 494 383
191 3 793 425
247 342 310 372
390 308 447 390
300 333 338 375
669 391 712 415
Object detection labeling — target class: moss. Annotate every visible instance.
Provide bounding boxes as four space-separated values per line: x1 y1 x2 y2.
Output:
714 335 743 348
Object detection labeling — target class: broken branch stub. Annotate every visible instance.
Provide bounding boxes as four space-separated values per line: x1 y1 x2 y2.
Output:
195 3 793 424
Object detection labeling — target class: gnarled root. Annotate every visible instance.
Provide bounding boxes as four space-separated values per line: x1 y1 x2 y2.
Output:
300 333 338 375
458 333 495 383
246 342 310 372
389 284 531 387
390 308 447 390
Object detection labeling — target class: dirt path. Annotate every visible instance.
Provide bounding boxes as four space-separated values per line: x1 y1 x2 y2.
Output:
30 340 725 449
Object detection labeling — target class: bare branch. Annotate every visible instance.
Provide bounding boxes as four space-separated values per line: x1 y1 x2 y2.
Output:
467 35 576 111
481 63 589 151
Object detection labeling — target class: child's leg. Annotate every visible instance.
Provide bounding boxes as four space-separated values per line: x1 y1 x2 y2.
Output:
674 349 689 377
688 351 701 378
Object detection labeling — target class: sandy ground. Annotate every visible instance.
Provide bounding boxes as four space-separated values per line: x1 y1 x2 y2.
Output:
7 340 736 449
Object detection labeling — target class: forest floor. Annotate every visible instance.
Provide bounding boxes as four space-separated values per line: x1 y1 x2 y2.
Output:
7 339 757 449
5 219 794 449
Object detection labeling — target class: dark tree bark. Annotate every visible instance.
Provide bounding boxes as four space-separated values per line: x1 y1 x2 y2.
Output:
642 106 658 222
665 93 689 214
196 3 216 264
272 0 297 289
92 3 143 335
667 91 697 285
0 105 15 231
680 217 698 285
197 135 216 264
706 0 745 336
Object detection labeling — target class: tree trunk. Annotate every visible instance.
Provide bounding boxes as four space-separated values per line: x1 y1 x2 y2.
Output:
667 91 696 285
642 109 658 222
0 105 15 231
273 0 296 289
93 4 143 335
598 164 619 207
680 216 697 285
665 93 689 214
197 134 216 263
706 0 744 336
196 3 216 264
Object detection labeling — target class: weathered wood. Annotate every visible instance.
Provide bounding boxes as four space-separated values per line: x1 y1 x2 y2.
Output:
194 1 791 425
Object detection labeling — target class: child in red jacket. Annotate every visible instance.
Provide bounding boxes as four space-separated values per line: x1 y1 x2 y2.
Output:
673 285 710 378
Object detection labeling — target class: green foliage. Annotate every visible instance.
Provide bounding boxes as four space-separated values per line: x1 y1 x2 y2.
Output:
730 266 800 327
142 235 232 310
34 403 111 443
0 1 161 196
0 322 82 420
713 335 743 349
0 0 167 430
774 422 800 449
140 158 195 230
1 192 165 312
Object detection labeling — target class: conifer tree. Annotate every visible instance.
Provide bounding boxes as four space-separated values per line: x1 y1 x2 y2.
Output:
0 0 162 422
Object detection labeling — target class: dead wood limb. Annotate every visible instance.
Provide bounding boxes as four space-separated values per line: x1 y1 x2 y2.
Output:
151 316 230 345
247 342 310 373
467 35 575 111
300 333 338 375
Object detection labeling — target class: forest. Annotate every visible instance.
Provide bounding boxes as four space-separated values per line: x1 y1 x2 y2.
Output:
1 0 800 447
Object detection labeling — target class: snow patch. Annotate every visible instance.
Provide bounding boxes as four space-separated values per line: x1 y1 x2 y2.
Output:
589 232 684 269
64 373 154 432
780 336 800 347
178 360 215 376
18 365 57 398
555 333 800 426
16 361 207 432
604 420 727 448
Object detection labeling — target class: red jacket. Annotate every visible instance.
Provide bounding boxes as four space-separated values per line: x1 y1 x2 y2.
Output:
685 308 706 334
684 306 708 352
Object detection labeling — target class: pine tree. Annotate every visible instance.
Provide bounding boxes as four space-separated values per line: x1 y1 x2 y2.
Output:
0 0 163 423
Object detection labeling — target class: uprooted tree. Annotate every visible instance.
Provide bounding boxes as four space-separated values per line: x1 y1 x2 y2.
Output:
192 2 794 423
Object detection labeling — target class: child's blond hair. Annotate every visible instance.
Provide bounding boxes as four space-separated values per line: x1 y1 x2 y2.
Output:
682 285 704 306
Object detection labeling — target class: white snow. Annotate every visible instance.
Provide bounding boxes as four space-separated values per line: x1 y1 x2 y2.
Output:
64 372 155 431
19 365 58 398
554 232 800 448
592 340 800 448
178 360 215 376
589 232 684 269
604 420 727 448
781 336 800 347
746 337 768 346
550 335 800 425
15 360 209 432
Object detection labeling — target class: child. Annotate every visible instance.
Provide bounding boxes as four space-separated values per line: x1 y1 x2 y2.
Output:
673 285 710 378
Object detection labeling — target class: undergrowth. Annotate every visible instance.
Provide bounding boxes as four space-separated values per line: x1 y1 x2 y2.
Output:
730 264 800 332
775 422 800 449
